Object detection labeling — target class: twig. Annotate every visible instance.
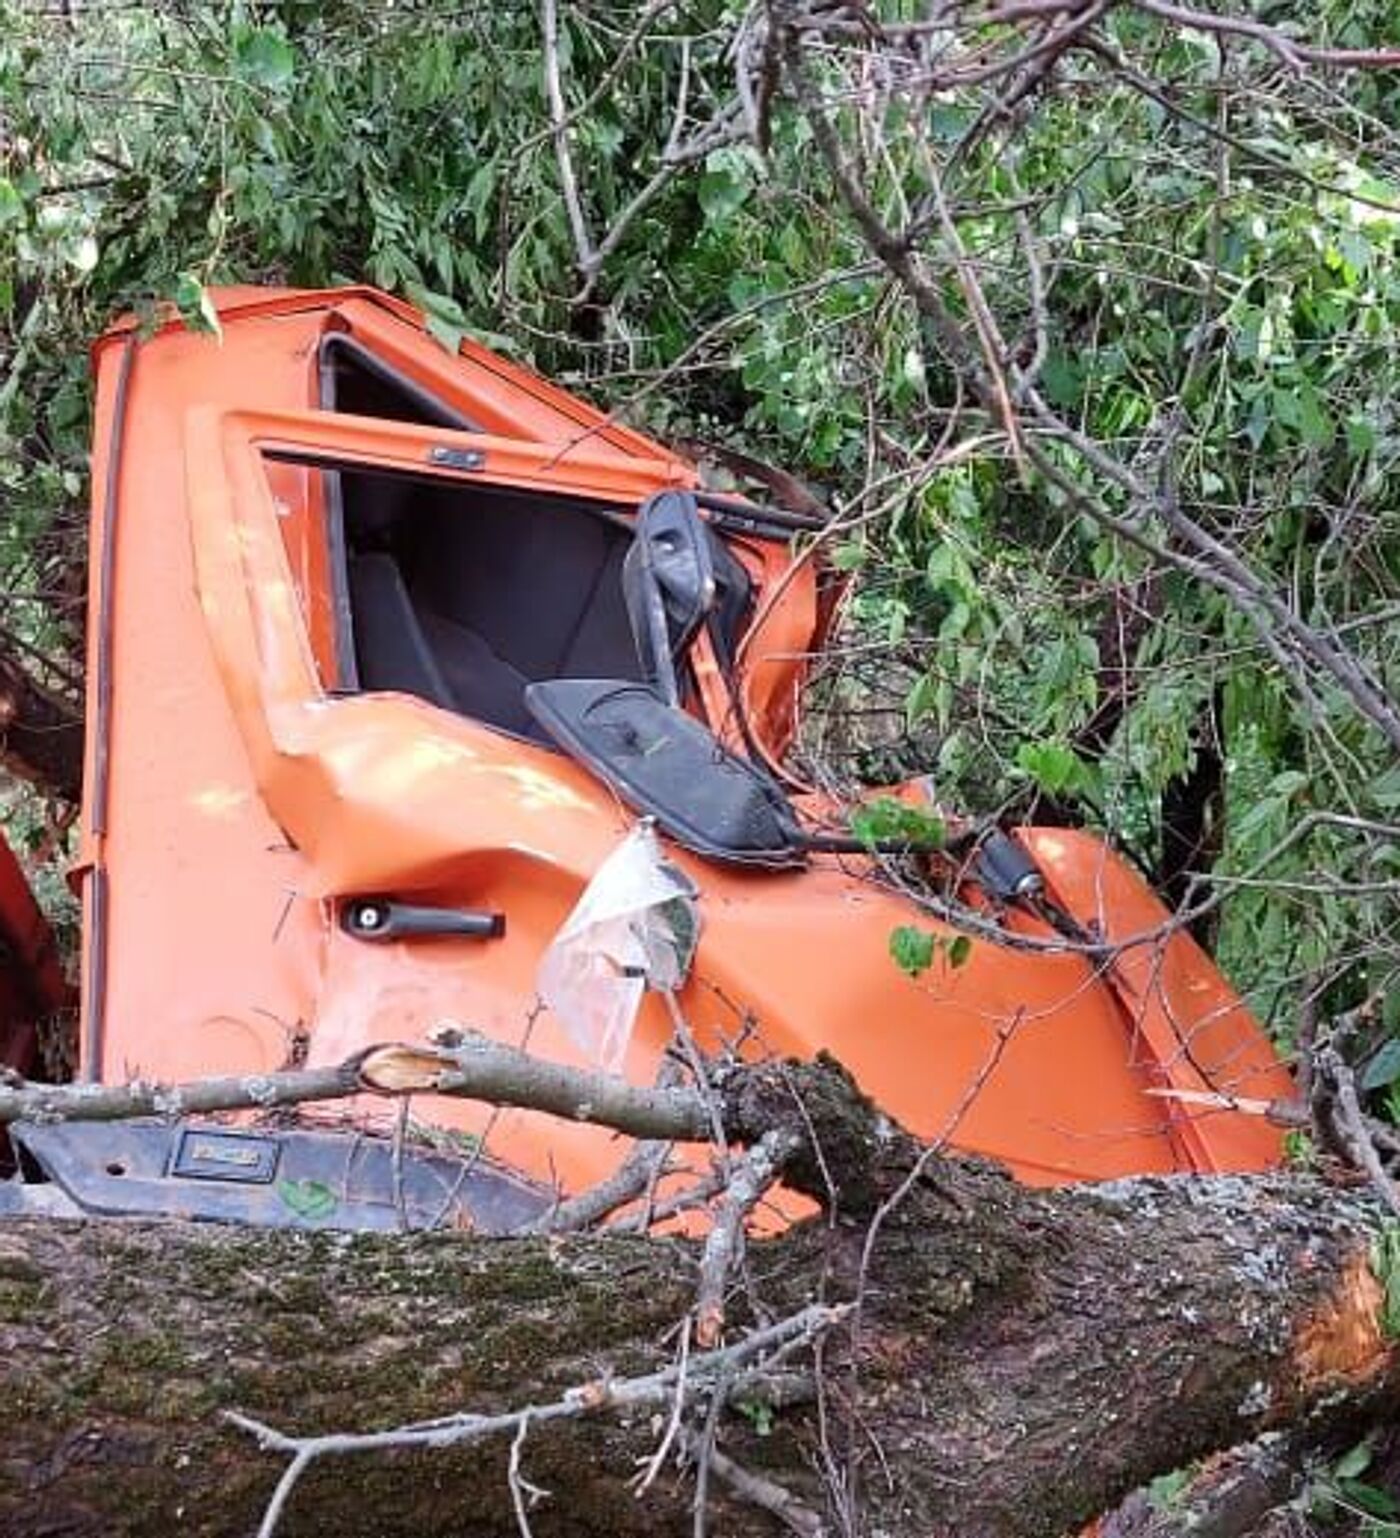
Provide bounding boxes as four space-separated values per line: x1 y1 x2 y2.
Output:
534 1135 677 1233
541 0 596 276
690 1368 729 1538
855 1009 1022 1300
251 1447 313 1538
389 1095 411 1232
1130 0 1400 70
574 106 747 302
515 0 683 157
678 1426 825 1538
634 1316 692 1495
838 1009 1021 1506
608 1167 729 1232
227 1303 850 1538
508 1414 550 1537
661 991 730 1152
537 1055 690 1233
695 1128 801 1348
1324 1052 1400 1222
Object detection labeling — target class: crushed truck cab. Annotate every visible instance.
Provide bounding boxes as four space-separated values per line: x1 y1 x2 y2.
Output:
44 285 1292 1230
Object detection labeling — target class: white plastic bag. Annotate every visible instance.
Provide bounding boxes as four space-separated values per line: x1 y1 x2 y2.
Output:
538 822 699 1073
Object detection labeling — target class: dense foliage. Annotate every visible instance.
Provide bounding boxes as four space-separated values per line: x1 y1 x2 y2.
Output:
1 1 1396 1072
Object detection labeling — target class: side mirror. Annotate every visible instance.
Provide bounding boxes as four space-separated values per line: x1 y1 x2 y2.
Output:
622 491 716 707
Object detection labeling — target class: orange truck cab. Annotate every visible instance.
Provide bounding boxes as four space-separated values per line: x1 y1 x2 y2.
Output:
7 286 1292 1230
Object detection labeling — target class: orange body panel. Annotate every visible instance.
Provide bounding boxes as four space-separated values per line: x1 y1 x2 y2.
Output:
77 287 1293 1198
0 832 69 1077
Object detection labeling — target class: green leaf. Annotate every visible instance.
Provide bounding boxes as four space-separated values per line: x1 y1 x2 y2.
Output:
425 314 465 354
1339 1477 1397 1518
408 282 466 355
1371 765 1400 812
889 925 937 979
735 1398 774 1437
1040 352 1083 407
1371 1225 1400 1340
65 234 99 274
1266 770 1309 798
946 934 973 969
831 542 866 572
0 179 24 227
464 164 497 242
698 168 748 225
1243 396 1271 450
695 153 750 227
1295 386 1334 449
1362 1040 1400 1092
172 273 222 339
1282 1129 1316 1168
1146 1467 1192 1510
850 797 946 850
1335 1440 1374 1481
939 600 972 641
1346 415 1379 455
236 28 296 90
905 672 943 727
277 1178 337 1221
1016 740 1088 797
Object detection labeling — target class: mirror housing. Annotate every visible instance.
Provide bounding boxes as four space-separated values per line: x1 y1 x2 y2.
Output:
622 491 716 705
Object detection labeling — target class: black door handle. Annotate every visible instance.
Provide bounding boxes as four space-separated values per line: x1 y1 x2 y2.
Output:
341 899 505 942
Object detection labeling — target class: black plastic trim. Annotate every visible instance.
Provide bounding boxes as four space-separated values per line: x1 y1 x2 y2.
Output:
525 678 805 869
8 1118 551 1233
694 489 827 536
82 333 137 1081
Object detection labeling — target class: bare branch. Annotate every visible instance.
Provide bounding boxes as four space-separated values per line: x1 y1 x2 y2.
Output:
679 1426 826 1538
1316 1046 1400 1223
573 98 747 303
540 0 596 277
532 1134 677 1233
608 1166 730 1232
0 1032 713 1143
515 0 683 158
1131 0 1400 71
508 1415 550 1538
0 1056 366 1125
695 1127 801 1347
227 1303 849 1538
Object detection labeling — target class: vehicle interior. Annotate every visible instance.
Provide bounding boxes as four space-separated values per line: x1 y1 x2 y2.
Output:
337 467 647 743
305 331 798 862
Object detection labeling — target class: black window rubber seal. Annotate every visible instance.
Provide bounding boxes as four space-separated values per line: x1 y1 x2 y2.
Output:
82 331 138 1081
317 332 481 433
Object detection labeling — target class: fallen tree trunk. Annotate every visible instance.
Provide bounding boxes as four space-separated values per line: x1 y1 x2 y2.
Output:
0 1145 1394 1537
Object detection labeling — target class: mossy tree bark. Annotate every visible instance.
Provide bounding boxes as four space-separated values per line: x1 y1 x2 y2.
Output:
1 1129 1395 1537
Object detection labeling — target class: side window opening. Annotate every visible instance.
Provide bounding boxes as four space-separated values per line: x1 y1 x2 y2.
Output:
318 333 480 432
266 454 644 742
